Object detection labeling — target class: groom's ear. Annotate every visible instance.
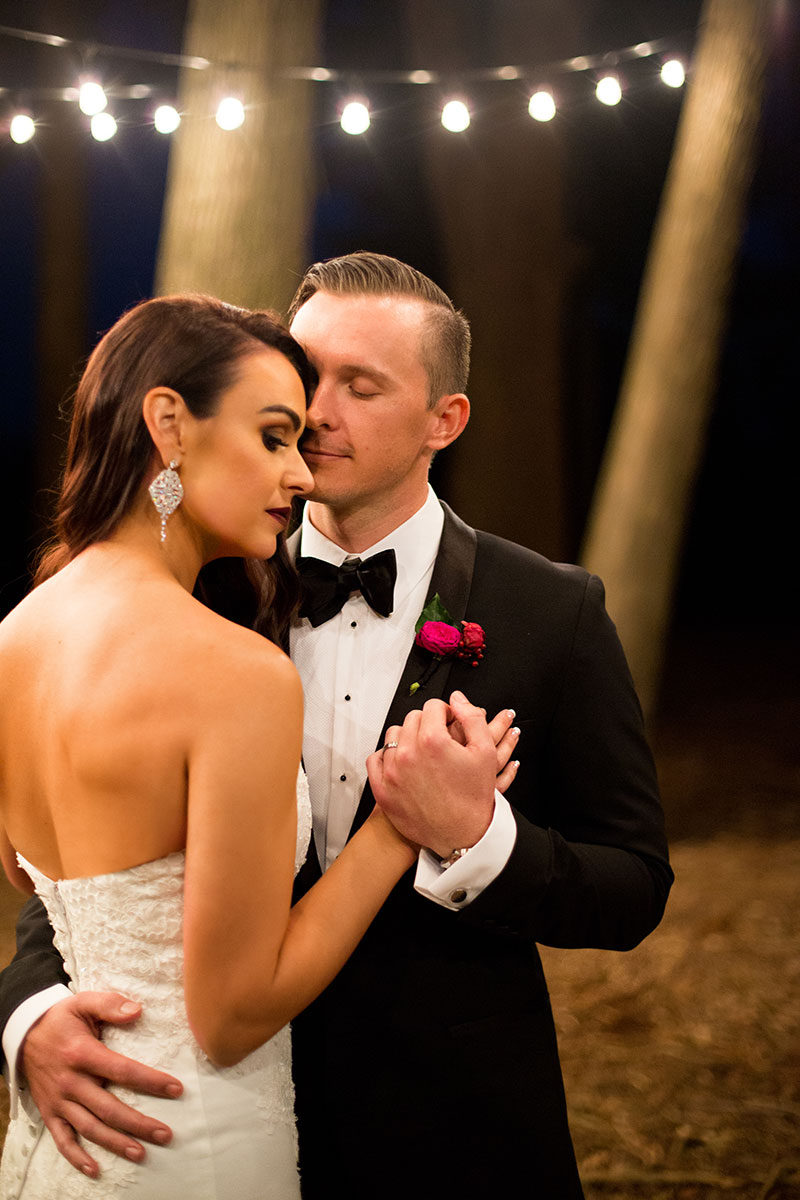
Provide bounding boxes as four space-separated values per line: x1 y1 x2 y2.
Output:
427 393 470 452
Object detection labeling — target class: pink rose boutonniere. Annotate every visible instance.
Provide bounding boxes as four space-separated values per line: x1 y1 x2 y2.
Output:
410 594 486 695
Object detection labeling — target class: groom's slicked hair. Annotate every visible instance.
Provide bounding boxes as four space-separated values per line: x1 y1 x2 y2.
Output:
287 251 471 408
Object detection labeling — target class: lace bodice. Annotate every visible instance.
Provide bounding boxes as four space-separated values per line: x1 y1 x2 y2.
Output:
2 770 312 1199
16 768 312 1056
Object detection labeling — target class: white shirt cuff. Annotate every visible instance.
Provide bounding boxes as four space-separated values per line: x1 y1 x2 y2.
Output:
3 984 73 1120
413 792 517 911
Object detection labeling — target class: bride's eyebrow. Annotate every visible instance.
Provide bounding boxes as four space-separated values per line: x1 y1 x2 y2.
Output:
257 404 302 431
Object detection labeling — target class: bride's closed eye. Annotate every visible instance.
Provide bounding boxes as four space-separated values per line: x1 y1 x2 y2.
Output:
262 430 290 452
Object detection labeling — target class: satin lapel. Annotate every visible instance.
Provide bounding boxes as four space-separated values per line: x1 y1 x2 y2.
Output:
350 503 477 836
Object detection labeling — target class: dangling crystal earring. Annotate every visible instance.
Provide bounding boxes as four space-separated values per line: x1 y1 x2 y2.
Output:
148 459 183 543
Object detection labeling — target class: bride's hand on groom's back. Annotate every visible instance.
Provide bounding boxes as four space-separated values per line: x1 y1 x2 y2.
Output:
366 692 499 857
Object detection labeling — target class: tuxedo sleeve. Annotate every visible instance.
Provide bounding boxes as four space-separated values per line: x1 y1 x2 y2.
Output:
458 572 673 951
0 894 69 1071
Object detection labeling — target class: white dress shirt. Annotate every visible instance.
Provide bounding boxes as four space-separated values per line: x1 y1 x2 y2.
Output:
291 485 516 906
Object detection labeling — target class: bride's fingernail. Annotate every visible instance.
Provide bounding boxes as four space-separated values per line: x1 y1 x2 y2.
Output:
153 1127 172 1144
120 1001 140 1015
125 1146 145 1162
512 727 520 738
165 1083 182 1098
507 709 516 720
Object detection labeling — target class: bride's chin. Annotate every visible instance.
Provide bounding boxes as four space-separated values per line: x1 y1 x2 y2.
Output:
204 532 278 564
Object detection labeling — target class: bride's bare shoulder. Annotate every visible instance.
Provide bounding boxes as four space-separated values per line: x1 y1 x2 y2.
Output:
171 591 300 696
0 573 298 704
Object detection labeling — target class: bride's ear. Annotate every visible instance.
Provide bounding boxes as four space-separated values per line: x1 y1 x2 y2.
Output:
142 387 188 466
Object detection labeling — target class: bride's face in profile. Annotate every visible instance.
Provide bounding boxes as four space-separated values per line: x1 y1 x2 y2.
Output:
178 347 313 562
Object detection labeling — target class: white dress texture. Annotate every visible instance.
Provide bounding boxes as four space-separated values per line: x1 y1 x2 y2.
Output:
0 770 312 1200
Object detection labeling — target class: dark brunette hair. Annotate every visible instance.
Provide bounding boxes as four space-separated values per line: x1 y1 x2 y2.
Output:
287 251 471 406
35 294 315 643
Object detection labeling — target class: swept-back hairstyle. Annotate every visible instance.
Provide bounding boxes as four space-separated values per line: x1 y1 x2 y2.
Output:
287 251 471 406
35 294 315 643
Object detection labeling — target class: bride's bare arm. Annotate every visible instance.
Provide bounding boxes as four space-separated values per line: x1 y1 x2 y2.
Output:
183 643 415 1067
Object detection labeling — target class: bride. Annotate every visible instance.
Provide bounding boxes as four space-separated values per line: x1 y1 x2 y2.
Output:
0 295 419 1198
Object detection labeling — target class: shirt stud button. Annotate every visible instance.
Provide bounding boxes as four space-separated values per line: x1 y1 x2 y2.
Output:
340 774 347 782
344 694 351 701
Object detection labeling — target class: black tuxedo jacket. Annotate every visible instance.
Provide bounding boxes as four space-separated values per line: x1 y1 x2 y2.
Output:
290 504 671 1198
0 505 671 1200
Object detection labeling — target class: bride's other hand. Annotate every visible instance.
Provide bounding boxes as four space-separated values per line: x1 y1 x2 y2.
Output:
445 701 520 794
366 692 497 857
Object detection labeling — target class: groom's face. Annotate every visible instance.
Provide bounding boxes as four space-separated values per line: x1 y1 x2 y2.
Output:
289 291 441 518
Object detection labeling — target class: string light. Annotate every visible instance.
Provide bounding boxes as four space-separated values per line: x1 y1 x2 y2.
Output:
441 99 470 132
528 90 556 122
340 100 370 135
90 111 117 141
78 80 107 116
661 59 686 88
596 75 623 106
9 113 35 143
1 21 693 142
154 104 180 133
215 96 245 130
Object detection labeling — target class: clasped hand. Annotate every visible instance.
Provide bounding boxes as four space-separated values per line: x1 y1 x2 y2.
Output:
366 691 519 857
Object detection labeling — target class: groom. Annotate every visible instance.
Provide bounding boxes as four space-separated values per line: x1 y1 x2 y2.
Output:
1 253 672 1197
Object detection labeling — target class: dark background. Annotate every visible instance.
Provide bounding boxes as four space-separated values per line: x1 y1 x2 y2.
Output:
1 0 798 656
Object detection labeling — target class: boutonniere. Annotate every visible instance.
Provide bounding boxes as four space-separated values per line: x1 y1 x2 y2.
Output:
409 593 486 695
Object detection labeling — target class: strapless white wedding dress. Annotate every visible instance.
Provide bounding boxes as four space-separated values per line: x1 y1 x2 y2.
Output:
0 772 312 1200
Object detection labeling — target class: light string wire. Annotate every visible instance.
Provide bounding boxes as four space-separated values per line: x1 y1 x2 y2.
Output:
0 21 689 91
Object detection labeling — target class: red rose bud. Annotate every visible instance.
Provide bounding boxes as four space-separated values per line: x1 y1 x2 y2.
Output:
416 620 462 655
460 621 486 651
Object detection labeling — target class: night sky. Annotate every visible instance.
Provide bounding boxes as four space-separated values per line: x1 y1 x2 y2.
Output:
1 0 798 635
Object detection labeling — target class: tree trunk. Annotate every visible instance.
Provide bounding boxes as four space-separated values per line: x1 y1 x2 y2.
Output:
156 0 321 314
580 0 771 717
406 1 580 561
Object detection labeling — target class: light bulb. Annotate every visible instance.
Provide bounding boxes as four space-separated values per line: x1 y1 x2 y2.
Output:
91 111 117 141
154 105 181 134
661 60 686 88
340 101 370 135
216 97 245 131
79 81 107 116
10 114 35 144
528 91 556 122
596 75 622 106
441 99 470 132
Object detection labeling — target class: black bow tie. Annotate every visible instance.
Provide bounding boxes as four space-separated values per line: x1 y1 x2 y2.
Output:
296 549 397 627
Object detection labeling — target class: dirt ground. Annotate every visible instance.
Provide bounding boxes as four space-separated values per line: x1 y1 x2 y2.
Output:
0 628 797 1198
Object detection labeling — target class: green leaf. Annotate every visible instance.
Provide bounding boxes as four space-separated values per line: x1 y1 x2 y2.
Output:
414 592 452 633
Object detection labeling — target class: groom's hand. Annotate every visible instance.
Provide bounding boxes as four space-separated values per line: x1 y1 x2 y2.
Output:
367 692 498 856
20 992 182 1179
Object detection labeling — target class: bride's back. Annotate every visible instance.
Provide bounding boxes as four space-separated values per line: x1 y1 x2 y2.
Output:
0 546 259 881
